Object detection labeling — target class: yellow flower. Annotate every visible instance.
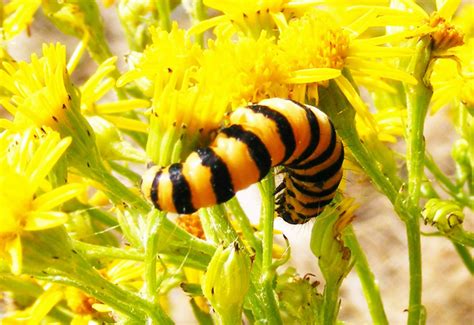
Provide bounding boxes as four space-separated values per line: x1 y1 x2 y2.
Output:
1 0 41 40
0 129 84 274
0 44 71 130
0 43 106 174
200 31 291 106
278 8 417 129
388 0 464 52
193 0 386 38
147 72 229 164
430 39 474 113
429 1 474 114
81 57 150 133
0 283 64 323
117 23 202 96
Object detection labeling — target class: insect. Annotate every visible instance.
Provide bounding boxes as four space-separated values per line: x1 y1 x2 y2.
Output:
141 98 344 224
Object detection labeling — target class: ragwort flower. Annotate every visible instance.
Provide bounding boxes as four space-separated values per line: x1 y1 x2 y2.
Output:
278 8 417 129
117 23 203 96
0 0 41 40
0 129 83 274
0 43 104 174
80 56 150 133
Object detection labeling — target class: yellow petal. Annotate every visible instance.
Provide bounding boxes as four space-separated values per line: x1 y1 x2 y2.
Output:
187 15 229 36
24 211 68 231
349 44 414 58
32 183 84 212
437 0 461 19
27 135 72 190
286 68 341 84
334 75 377 131
102 115 149 133
96 99 150 114
8 235 23 275
346 57 418 84
29 288 64 324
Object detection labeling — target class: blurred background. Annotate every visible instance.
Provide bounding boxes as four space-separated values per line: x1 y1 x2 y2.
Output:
4 1 473 324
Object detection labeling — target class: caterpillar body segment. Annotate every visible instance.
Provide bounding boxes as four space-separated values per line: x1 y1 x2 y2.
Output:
141 98 344 224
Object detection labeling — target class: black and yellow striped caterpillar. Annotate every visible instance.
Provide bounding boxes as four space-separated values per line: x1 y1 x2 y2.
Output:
141 98 344 224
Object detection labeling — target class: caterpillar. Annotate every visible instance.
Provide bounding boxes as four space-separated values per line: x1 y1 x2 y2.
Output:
141 98 344 224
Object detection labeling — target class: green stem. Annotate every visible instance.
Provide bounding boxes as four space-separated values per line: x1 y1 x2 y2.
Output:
403 36 433 325
226 198 263 258
191 0 206 47
258 171 283 325
73 240 144 260
405 215 424 325
143 211 163 304
452 242 474 274
259 171 276 272
403 35 432 204
321 279 341 325
200 205 239 245
94 167 151 214
425 155 472 208
156 0 172 32
344 227 389 325
447 228 474 247
320 80 424 325
424 155 458 194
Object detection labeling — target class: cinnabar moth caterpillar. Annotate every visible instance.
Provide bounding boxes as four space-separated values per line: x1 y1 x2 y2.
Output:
141 98 344 224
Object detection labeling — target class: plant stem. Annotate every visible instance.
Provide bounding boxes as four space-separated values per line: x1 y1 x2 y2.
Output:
344 226 389 325
226 198 263 257
321 278 341 325
258 171 283 325
403 36 433 325
191 0 206 47
424 155 472 208
200 205 239 245
143 211 162 304
405 214 423 325
94 167 151 214
404 41 432 206
447 228 474 247
320 79 425 325
156 0 172 32
452 242 474 274
259 171 276 273
73 240 143 260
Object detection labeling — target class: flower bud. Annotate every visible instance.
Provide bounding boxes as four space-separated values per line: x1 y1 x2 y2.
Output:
451 139 471 186
202 242 251 325
310 204 353 285
275 267 322 324
87 116 146 162
422 198 464 232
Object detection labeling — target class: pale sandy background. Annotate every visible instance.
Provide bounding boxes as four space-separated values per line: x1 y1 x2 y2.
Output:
6 3 473 324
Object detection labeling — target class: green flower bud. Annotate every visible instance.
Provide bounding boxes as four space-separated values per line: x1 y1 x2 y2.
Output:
451 139 471 186
118 0 156 51
422 198 464 232
42 0 113 63
310 210 352 285
202 242 251 325
87 116 146 163
275 267 322 324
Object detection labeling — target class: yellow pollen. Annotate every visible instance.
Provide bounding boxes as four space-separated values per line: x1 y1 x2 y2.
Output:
429 12 464 51
278 10 350 71
176 213 206 239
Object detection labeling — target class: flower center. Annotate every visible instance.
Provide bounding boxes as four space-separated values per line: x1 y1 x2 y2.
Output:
278 10 349 71
429 12 464 51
